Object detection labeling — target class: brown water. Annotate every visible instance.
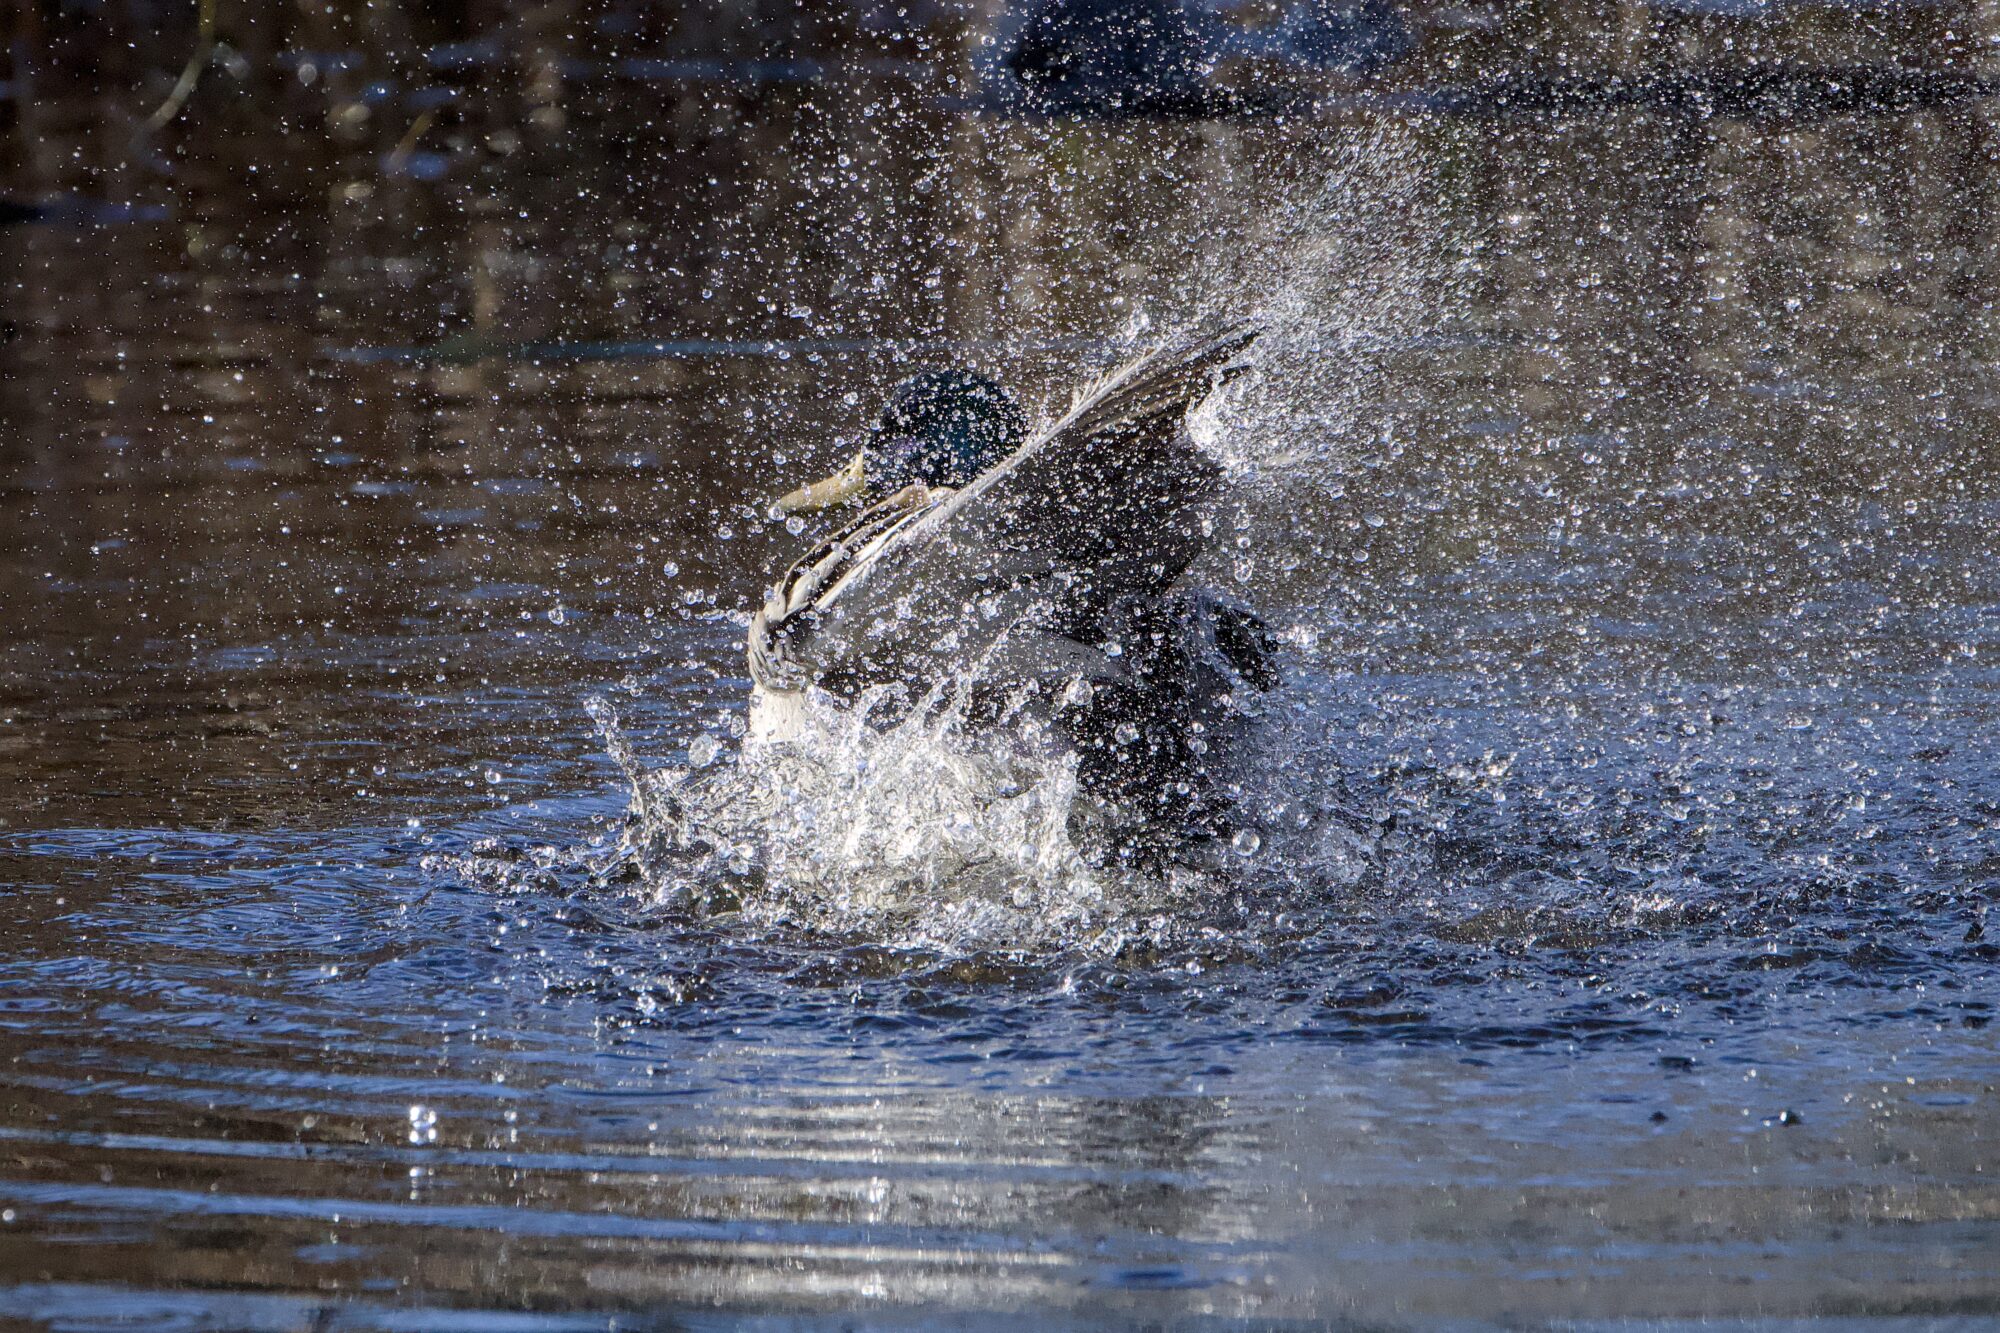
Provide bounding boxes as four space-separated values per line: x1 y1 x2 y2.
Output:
2 13 1999 1329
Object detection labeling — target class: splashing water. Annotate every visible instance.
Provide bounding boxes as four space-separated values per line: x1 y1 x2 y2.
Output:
435 666 1387 959
1184 119 1458 483
608 686 1217 953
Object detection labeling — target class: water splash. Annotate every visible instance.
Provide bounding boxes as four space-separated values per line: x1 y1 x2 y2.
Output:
436 127 1484 957
1183 117 1462 483
426 661 1391 958
583 692 670 827
618 686 1214 953
568 663 1397 954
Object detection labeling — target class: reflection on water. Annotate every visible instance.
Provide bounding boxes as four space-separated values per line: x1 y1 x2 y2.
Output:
3 6 2000 1326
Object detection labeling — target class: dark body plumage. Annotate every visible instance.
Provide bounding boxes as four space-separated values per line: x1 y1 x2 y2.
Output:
748 322 1273 841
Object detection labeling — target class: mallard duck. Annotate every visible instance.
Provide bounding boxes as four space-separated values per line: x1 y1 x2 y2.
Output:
747 322 1275 840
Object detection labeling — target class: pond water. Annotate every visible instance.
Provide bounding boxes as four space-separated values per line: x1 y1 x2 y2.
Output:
2 40 1998 1330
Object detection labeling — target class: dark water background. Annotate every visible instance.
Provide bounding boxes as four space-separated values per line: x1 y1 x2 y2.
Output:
3 2 1998 1327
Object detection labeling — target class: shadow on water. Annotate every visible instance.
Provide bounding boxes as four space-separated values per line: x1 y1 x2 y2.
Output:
2 1 1999 1325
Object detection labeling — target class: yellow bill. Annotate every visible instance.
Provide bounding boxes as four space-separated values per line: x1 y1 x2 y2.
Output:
774 451 865 514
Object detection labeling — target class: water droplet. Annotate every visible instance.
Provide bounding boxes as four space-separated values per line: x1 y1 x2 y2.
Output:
688 734 721 768
406 1104 438 1144
1232 828 1262 857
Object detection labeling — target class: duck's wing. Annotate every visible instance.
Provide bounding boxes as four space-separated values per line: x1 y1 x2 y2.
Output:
747 483 944 694
754 320 1261 701
959 318 1260 615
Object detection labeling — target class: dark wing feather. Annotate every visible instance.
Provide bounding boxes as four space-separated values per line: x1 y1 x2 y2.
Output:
966 319 1259 631
753 320 1260 700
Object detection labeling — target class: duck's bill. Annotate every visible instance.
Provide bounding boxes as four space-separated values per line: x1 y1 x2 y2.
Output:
774 452 865 513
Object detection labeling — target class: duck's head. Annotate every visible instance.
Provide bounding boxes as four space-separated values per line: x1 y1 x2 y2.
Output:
776 369 1027 514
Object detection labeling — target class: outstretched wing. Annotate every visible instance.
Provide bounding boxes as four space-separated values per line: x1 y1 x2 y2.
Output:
958 318 1259 614
753 320 1261 700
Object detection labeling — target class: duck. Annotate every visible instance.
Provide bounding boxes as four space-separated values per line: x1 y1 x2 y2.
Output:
746 321 1276 844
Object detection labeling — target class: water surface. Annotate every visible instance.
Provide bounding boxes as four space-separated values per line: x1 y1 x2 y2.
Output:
2 33 1998 1328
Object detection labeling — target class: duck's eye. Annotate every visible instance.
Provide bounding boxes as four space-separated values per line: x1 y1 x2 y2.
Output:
871 434 930 488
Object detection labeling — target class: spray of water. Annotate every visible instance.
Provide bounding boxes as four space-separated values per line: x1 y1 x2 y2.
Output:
529 666 1381 957
437 122 1459 955
609 685 1187 952
1187 118 1462 481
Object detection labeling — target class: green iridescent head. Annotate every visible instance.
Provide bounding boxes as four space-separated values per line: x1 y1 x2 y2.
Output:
777 370 1027 513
